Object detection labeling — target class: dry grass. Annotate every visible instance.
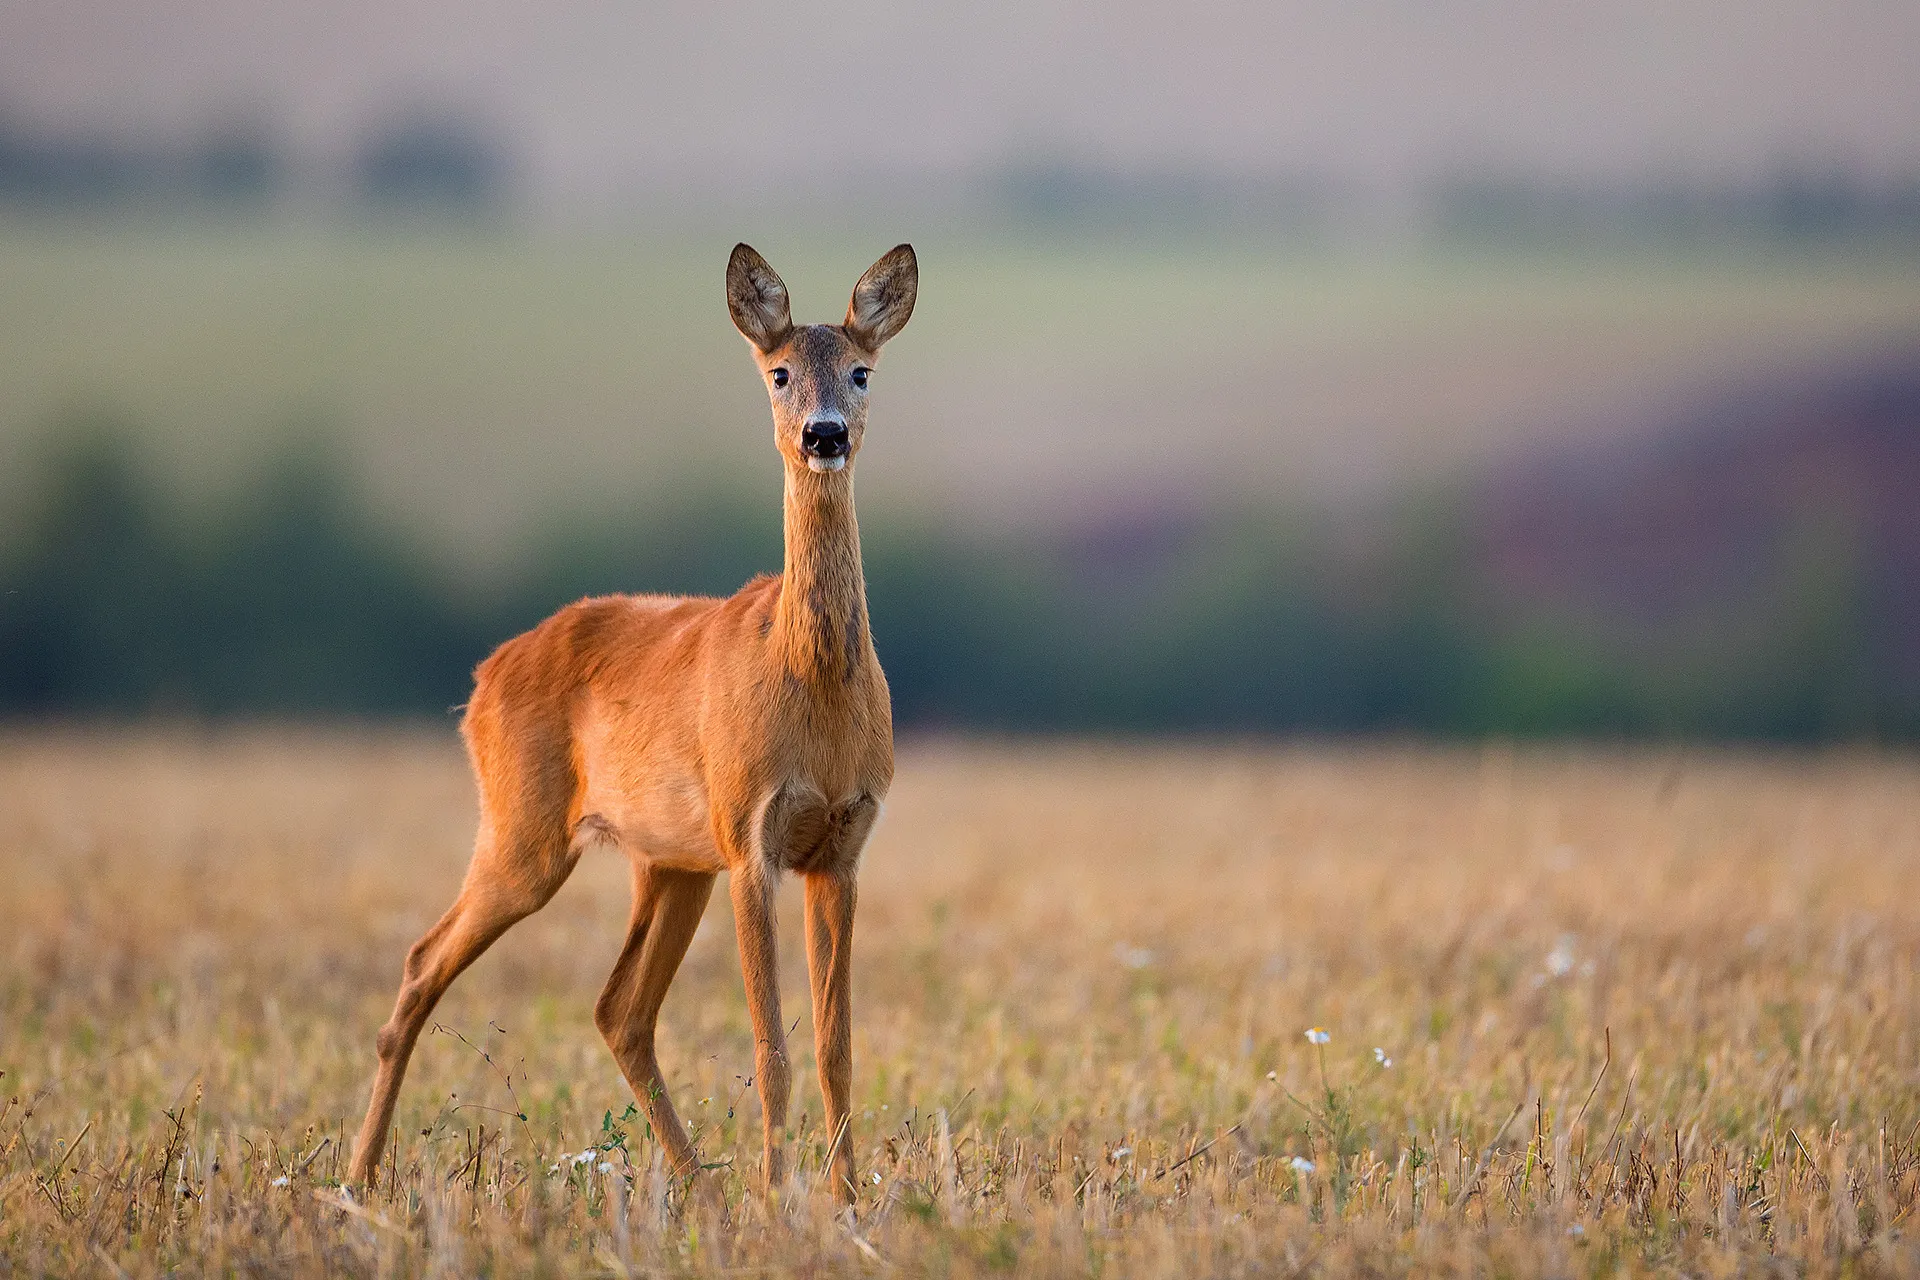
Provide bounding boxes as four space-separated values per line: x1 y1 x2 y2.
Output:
4 730 1920 1275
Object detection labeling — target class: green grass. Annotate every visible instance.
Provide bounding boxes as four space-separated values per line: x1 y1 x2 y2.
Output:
3 221 1918 569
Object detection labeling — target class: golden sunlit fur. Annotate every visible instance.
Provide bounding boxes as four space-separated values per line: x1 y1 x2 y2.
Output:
348 244 917 1204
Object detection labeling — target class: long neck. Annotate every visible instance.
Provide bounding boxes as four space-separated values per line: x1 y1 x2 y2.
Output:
770 465 870 684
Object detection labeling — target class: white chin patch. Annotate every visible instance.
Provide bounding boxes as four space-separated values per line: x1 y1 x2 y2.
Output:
806 455 848 473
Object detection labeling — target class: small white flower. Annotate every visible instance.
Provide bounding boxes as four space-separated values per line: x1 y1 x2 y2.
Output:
572 1151 594 1167
598 1161 614 1174
871 1171 883 1185
1305 1027 1330 1045
1568 1223 1586 1239
1373 1047 1393 1068
1266 1070 1277 1081
270 1175 290 1187
1288 1156 1316 1174
1545 936 1576 977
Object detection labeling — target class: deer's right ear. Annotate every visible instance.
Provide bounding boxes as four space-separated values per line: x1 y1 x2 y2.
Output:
845 244 917 351
727 243 793 353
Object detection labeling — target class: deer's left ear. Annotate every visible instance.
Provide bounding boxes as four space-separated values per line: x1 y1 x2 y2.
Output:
727 243 794 353
845 244 917 351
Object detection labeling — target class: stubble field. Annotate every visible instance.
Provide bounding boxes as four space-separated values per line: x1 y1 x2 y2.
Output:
3 731 1919 1276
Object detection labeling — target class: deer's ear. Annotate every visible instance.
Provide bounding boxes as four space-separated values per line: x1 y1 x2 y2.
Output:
845 244 917 351
727 243 793 352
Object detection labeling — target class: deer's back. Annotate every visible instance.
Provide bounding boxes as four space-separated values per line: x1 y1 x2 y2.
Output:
458 578 888 873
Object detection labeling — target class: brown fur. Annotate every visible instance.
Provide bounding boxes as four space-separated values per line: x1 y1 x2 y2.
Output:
348 244 917 1204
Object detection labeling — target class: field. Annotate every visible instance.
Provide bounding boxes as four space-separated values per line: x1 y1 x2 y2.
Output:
4 225 1919 562
4 733 1920 1275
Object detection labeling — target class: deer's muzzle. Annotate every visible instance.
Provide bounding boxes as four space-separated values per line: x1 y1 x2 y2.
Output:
801 419 850 460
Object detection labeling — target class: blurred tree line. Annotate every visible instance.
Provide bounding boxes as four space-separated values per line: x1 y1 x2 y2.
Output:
0 109 507 215
3 402 1916 738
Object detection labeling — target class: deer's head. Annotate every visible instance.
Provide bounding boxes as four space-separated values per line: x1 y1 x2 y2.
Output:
726 243 917 476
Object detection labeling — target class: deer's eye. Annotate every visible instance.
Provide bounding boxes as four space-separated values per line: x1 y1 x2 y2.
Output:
771 368 789 389
850 367 870 390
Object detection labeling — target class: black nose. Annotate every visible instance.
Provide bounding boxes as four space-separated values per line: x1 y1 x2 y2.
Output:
801 420 849 457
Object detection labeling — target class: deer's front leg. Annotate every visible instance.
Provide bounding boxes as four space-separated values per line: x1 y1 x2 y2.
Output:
804 869 857 1203
729 860 790 1191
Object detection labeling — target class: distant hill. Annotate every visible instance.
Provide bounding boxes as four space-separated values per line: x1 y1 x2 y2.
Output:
1470 353 1920 734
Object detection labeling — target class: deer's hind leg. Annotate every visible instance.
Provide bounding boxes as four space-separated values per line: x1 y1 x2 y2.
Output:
349 808 582 1185
594 862 717 1179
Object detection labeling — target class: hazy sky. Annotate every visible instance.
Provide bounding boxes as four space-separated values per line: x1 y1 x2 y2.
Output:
4 1 1918 213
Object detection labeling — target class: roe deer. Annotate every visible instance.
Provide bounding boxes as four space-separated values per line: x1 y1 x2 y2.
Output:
347 243 917 1204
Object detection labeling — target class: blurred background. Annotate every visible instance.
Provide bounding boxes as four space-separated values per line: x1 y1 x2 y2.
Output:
1 0 1916 736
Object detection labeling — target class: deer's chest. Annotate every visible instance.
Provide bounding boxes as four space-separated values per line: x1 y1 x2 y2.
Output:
744 661 892 874
757 784 881 875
